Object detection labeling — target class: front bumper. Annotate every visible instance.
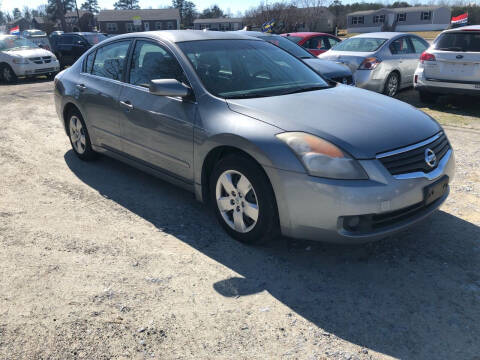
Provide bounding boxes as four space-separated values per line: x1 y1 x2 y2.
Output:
11 61 60 77
414 67 480 96
265 150 455 243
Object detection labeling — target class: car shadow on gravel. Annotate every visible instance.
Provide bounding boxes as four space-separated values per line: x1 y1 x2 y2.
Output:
65 150 480 360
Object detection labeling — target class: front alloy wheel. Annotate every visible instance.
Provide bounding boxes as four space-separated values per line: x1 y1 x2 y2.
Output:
67 110 97 161
1 65 17 83
210 154 278 244
216 170 259 233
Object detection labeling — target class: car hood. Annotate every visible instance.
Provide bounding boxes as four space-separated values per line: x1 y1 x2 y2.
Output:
303 58 352 79
3 47 54 58
319 51 375 73
226 85 441 159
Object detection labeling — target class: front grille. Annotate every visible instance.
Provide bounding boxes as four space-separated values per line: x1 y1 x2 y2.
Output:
29 57 52 64
331 75 354 85
29 57 43 64
378 132 450 175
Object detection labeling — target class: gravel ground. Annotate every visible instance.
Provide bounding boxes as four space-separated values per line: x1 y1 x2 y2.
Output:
0 80 479 360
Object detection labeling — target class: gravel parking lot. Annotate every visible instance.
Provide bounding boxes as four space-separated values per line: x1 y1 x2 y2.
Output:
0 80 479 360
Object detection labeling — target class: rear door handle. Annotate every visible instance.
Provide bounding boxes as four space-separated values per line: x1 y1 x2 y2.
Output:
76 84 86 91
119 100 134 110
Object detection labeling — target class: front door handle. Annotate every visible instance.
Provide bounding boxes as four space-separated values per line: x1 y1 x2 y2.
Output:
76 84 86 91
119 100 134 111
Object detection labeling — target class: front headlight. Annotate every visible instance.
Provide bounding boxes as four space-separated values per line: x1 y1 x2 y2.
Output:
276 132 368 179
12 57 29 64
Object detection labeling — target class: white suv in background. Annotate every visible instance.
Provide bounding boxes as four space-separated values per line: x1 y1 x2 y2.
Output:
0 35 60 83
414 25 480 102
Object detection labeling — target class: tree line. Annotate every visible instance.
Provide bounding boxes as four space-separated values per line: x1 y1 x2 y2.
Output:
1 0 478 31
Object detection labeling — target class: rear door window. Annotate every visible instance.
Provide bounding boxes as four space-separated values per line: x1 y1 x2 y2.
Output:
389 37 414 55
410 36 429 54
304 36 329 50
92 40 131 81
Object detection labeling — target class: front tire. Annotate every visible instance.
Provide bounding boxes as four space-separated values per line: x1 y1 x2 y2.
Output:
383 72 400 97
210 154 279 245
66 109 97 161
0 64 18 84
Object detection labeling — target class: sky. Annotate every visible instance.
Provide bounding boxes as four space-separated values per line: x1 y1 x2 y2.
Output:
0 0 263 14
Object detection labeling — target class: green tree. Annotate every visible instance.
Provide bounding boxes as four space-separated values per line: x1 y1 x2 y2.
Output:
113 0 140 10
80 0 100 13
23 7 32 21
200 4 224 19
172 0 197 28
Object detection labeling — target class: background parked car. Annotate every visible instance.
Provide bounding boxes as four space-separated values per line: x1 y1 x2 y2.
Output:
414 25 480 103
282 32 342 56
236 31 354 86
319 32 429 96
50 32 107 68
0 35 59 83
21 29 52 51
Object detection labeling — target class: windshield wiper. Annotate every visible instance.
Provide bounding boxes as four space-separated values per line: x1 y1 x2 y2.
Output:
279 85 326 95
223 93 270 99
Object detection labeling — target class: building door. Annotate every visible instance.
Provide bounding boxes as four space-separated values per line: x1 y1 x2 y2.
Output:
144 22 150 31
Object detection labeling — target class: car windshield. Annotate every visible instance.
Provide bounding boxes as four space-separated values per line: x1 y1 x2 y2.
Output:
259 35 314 59
332 37 387 52
178 39 328 99
434 32 480 52
82 33 107 45
0 36 38 51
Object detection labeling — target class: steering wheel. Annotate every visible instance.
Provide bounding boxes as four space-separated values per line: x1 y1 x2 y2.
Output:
252 70 272 79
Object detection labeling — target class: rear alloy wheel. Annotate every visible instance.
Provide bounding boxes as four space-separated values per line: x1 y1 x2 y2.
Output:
210 155 278 244
67 110 97 161
419 90 438 104
1 64 17 84
384 72 399 97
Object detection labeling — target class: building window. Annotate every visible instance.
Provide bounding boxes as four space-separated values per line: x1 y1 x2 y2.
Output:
167 21 175 30
219 23 229 31
373 15 385 23
397 13 406 22
351 16 364 25
126 23 134 32
200 24 210 30
106 22 117 32
233 22 240 30
421 11 431 20
155 22 163 30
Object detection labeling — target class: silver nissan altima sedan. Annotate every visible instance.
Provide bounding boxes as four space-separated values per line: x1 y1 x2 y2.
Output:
319 32 430 96
54 31 455 244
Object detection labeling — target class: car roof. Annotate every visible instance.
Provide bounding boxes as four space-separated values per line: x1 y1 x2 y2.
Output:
63 32 103 35
350 32 409 40
97 30 262 43
282 32 334 38
232 31 280 38
443 25 480 33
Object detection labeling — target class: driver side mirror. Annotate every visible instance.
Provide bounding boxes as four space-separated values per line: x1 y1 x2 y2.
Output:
149 79 191 98
77 40 87 47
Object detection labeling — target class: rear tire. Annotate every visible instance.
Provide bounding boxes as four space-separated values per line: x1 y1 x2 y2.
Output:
419 90 438 104
383 72 399 97
66 109 97 161
209 154 279 245
0 64 18 84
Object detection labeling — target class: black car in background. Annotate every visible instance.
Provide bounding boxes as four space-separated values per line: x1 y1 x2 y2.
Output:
50 32 107 68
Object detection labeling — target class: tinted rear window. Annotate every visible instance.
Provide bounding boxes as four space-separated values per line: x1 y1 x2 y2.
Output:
332 37 387 52
283 36 303 44
434 32 480 52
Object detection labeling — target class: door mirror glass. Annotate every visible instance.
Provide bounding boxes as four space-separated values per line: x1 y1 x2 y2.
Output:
149 79 190 97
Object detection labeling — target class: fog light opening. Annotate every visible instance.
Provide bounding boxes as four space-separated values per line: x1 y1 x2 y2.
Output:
345 216 360 231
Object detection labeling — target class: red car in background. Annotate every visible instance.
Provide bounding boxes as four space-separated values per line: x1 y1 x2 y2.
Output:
281 32 341 56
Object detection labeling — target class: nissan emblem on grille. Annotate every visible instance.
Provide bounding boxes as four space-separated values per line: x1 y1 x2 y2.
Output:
425 148 437 168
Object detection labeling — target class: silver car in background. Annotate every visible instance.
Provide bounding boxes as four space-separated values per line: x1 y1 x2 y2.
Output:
414 25 480 102
320 32 429 96
54 31 454 245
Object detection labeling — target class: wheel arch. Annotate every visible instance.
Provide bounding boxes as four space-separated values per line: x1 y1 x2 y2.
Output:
62 102 84 135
